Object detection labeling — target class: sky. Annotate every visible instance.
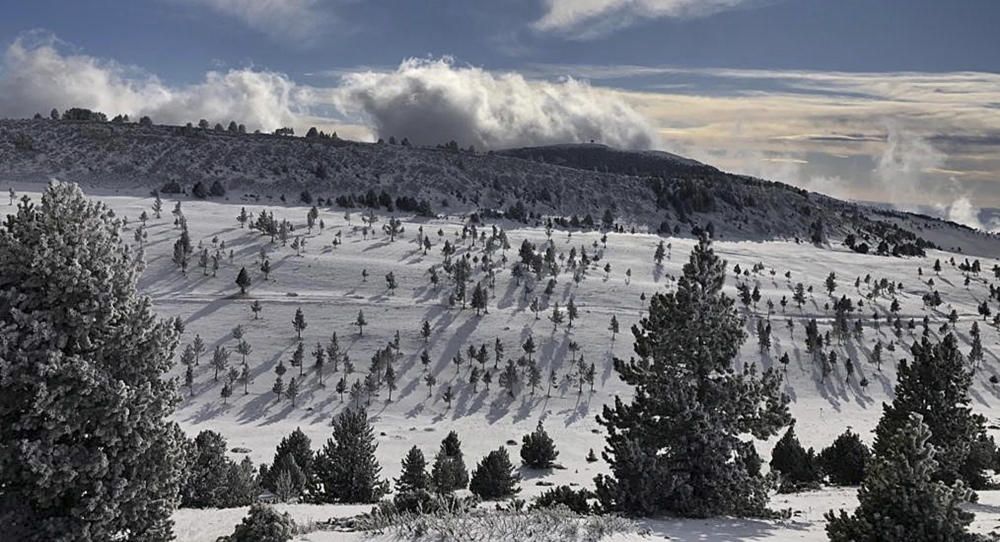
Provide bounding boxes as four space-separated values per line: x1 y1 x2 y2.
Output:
1 0 998 225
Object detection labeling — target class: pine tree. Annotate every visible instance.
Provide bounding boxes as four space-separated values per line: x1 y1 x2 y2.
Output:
235 266 251 294
770 425 821 492
396 446 430 493
313 409 388 503
469 448 521 500
0 183 184 540
212 345 230 382
471 282 488 315
289 341 306 378
818 429 870 486
292 308 307 339
431 431 469 492
355 310 367 336
825 414 978 542
285 377 299 406
874 333 993 489
595 235 791 518
520 421 559 468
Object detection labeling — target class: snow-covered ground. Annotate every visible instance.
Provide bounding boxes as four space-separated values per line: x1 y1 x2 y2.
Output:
5 184 1000 541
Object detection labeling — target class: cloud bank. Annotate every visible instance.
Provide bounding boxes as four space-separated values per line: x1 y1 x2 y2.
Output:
0 35 336 136
335 58 658 150
1 35 998 217
175 0 328 46
533 0 763 37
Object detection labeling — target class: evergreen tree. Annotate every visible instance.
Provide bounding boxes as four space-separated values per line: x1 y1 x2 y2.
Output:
182 431 258 508
0 183 184 540
292 307 307 339
235 266 251 294
313 408 388 503
825 414 979 542
520 421 559 468
469 448 521 500
873 333 993 489
818 429 870 486
355 310 367 336
595 235 791 518
431 431 469 492
396 446 431 493
770 426 822 492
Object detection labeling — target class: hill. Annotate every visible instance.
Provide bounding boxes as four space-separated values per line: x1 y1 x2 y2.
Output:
2 117 997 256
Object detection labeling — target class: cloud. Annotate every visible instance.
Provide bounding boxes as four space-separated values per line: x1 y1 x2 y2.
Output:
0 34 344 137
2 35 998 211
334 57 659 150
173 0 329 46
533 0 764 37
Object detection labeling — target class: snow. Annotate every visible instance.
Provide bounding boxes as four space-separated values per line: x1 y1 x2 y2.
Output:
4 183 1000 541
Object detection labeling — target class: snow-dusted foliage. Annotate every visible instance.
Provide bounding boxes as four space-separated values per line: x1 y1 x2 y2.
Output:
0 182 183 540
595 235 791 518
825 414 980 542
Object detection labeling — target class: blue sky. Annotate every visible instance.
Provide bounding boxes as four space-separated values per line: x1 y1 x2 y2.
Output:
1 1 999 222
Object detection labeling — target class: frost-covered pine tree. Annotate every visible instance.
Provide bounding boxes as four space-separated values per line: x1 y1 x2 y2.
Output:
595 234 791 518
396 446 430 493
825 414 979 542
0 182 184 540
520 421 559 468
469 448 521 500
313 408 388 503
430 431 469 493
873 333 994 489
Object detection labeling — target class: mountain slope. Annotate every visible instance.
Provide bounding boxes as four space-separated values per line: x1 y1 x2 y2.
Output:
2 118 997 256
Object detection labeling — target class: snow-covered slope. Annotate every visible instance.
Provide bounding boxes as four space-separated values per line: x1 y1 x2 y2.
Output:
4 183 999 540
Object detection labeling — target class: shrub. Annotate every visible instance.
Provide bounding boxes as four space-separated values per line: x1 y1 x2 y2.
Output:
161 180 184 194
520 421 559 469
210 180 227 197
531 486 593 514
218 503 295 542
192 181 209 199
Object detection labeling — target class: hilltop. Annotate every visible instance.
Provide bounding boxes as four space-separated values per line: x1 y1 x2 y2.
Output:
2 117 996 256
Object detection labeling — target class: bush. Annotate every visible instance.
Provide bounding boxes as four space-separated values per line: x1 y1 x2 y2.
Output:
218 503 295 542
161 180 184 194
469 448 521 500
210 180 227 197
192 181 209 199
390 489 478 515
818 429 870 486
520 421 559 469
531 486 593 514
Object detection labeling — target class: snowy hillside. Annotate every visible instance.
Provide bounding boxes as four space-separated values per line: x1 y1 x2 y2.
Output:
3 118 998 257
4 183 1000 541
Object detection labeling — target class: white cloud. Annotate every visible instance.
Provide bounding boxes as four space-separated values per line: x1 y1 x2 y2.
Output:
174 0 329 46
0 35 325 135
533 0 760 36
334 57 659 150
